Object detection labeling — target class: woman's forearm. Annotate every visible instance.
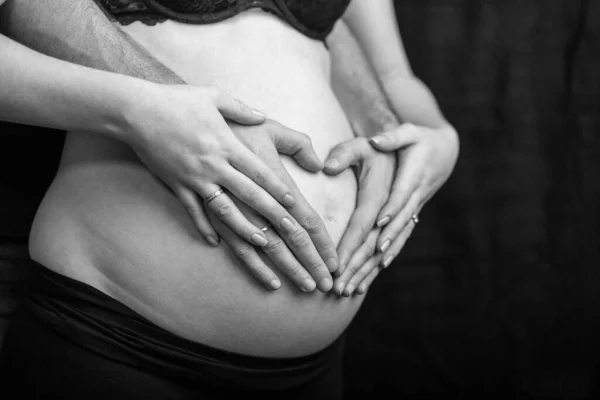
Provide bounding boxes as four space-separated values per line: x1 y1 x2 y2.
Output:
379 72 450 130
0 33 148 140
342 0 452 130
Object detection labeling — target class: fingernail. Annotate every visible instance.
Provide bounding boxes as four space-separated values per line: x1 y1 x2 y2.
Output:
324 159 339 169
319 277 333 292
205 235 219 247
383 256 393 268
380 239 391 253
369 136 388 146
357 284 366 294
326 257 339 273
302 279 316 292
344 285 354 296
336 282 345 296
270 280 281 290
283 193 296 207
251 233 268 247
376 216 390 227
251 109 266 119
280 217 295 233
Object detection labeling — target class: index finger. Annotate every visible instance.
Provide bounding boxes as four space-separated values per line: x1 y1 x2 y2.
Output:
336 167 389 276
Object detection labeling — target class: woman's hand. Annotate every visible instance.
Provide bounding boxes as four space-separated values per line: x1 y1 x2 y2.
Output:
125 84 329 256
322 137 396 295
326 123 459 296
205 121 339 293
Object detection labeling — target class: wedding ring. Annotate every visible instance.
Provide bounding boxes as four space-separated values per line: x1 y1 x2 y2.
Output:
260 223 272 233
204 189 224 205
411 214 419 224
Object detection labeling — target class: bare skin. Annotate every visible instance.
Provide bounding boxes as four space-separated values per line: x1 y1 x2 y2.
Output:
29 12 362 358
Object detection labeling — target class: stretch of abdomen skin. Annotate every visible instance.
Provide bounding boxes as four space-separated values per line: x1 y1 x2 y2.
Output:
29 11 363 358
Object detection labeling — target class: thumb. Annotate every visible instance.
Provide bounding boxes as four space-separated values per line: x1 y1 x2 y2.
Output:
212 89 266 125
323 140 364 175
369 123 419 152
268 123 323 172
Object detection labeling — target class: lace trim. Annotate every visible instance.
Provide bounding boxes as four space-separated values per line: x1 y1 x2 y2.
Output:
97 0 350 39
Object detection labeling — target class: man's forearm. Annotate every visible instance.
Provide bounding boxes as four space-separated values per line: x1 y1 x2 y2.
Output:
328 21 400 138
341 0 451 130
0 0 183 84
0 32 155 141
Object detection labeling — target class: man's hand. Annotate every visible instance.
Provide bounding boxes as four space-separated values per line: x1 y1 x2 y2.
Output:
322 137 395 295
204 120 339 293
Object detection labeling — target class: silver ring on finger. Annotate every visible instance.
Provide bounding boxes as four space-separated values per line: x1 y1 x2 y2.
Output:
411 214 419 224
260 222 272 233
204 189 224 205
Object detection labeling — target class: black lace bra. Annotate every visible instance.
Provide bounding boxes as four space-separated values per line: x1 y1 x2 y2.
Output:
97 0 351 40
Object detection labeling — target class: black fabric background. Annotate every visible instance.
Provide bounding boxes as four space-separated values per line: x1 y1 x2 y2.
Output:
1 0 599 397
343 1 600 398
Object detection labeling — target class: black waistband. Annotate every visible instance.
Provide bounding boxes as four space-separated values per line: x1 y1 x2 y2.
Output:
24 259 344 391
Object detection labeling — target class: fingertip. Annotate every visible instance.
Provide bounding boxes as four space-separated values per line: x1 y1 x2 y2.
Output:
318 277 333 293
368 136 385 149
326 257 339 274
269 279 281 290
297 157 323 173
343 285 353 297
251 108 266 120
323 166 341 176
376 215 391 228
308 158 325 172
323 159 341 175
205 235 220 247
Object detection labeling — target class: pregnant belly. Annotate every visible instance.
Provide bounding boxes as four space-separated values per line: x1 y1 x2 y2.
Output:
29 13 362 358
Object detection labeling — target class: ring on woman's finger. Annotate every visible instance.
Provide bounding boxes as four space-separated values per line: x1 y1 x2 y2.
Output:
411 214 419 224
260 222 272 233
204 189 225 205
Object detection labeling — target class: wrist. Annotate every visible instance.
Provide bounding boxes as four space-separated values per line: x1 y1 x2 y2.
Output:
109 77 162 147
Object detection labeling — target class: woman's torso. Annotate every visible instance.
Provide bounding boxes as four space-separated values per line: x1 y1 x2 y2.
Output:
29 9 362 358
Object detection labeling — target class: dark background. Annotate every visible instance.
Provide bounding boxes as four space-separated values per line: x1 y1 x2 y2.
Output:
1 0 599 398
344 0 600 398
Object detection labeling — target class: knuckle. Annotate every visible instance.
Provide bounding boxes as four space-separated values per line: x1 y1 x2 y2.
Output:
253 170 268 186
185 204 200 218
234 98 245 111
299 133 312 147
364 241 376 257
243 187 260 204
302 213 322 234
288 264 305 279
308 259 325 273
263 237 284 255
316 241 335 255
347 263 360 275
216 203 233 219
289 229 311 248
233 245 252 259
358 225 370 243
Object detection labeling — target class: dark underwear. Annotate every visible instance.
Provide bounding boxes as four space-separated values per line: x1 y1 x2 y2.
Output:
0 259 344 399
96 0 351 41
